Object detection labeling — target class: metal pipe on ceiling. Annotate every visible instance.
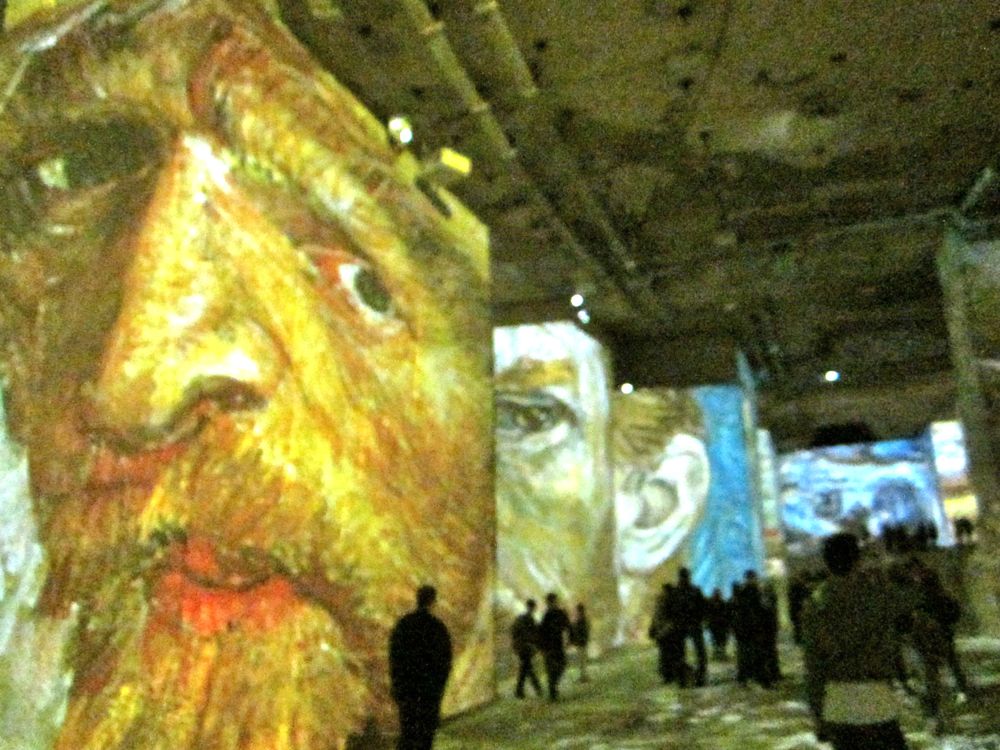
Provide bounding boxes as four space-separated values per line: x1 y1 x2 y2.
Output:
393 0 632 308
453 0 665 318
395 0 663 318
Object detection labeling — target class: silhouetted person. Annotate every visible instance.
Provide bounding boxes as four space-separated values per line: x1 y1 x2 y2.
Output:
389 585 453 750
954 517 974 545
732 570 769 687
788 574 812 644
802 533 910 749
538 592 572 700
760 580 782 684
705 588 732 659
649 583 684 684
674 567 708 686
510 599 543 699
906 557 968 731
570 603 591 682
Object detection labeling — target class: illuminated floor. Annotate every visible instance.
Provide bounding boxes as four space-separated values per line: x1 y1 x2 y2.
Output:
434 638 1000 750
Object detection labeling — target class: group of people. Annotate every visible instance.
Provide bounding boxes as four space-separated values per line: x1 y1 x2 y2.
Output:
510 594 591 701
389 535 969 750
648 567 781 689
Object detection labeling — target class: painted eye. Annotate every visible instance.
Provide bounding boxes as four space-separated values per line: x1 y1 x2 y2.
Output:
495 389 577 447
337 261 397 320
2 117 160 233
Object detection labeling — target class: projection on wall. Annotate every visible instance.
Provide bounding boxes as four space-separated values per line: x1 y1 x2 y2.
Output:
779 438 951 557
930 420 977 522
614 385 761 640
0 2 494 748
494 322 617 653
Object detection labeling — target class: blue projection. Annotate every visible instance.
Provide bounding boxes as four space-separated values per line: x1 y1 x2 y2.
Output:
780 437 949 557
689 385 764 596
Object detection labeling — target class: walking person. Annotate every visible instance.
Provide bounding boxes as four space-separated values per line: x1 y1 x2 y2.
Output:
906 557 969 733
802 533 910 749
649 583 685 685
389 585 453 750
570 603 591 683
510 599 543 699
538 592 573 701
674 567 708 687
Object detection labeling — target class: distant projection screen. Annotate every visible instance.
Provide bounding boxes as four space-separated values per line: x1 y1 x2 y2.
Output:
494 322 618 657
614 385 762 641
780 438 952 557
930 420 977 522
0 2 494 748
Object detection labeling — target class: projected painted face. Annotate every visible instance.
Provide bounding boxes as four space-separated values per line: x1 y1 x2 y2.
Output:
613 389 708 638
493 323 616 642
0 1 492 748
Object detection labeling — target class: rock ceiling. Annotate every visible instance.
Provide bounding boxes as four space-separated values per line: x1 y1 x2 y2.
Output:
275 0 1000 449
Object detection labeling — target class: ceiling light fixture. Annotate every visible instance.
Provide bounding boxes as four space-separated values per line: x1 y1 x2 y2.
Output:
620 382 634 395
570 293 584 308
387 115 414 147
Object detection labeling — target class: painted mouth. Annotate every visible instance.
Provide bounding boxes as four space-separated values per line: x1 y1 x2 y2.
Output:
151 537 308 635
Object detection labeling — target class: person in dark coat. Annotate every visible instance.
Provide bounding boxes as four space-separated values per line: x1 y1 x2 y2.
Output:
760 579 782 684
510 598 543 698
538 592 573 700
649 583 685 684
732 569 769 687
802 533 910 749
705 588 732 659
389 585 453 750
674 567 708 687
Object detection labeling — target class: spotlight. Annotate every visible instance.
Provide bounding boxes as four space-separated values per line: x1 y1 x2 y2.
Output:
576 309 590 325
570 293 585 308
620 382 634 395
823 370 841 383
387 115 414 147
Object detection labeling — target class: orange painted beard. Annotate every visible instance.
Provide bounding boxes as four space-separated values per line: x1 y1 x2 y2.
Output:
0 1 493 748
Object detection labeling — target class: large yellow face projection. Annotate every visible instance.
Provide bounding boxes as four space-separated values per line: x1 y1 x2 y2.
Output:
0 1 493 748
494 323 617 652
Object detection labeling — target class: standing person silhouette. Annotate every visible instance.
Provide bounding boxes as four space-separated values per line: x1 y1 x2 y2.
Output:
802 534 910 749
538 592 572 701
570 603 591 683
674 567 708 687
389 586 453 750
510 599 543 699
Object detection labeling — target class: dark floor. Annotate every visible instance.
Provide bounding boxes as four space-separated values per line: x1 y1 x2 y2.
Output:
434 637 1000 749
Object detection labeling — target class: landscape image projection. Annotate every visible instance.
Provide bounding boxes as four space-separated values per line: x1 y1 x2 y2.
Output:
779 437 951 557
494 322 618 660
0 1 494 748
614 385 761 641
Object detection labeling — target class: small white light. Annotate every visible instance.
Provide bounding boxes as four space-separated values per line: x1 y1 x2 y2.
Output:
824 370 841 383
620 382 634 395
576 309 590 324
570 293 585 308
388 115 414 147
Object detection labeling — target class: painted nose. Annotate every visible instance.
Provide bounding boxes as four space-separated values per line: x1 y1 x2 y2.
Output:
84 135 282 448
